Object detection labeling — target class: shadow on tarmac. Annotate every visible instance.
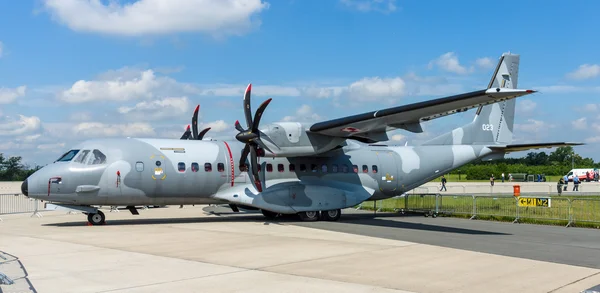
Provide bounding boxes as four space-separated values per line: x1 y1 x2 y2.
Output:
42 208 508 236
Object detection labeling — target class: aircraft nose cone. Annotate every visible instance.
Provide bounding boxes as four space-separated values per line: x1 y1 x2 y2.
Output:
21 179 28 196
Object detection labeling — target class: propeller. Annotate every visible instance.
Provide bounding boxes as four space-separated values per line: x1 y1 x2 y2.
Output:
180 105 211 140
234 83 273 192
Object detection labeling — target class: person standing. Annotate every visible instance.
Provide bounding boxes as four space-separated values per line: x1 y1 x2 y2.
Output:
490 174 495 186
573 175 580 191
557 177 564 195
440 175 447 191
501 173 505 183
563 174 569 191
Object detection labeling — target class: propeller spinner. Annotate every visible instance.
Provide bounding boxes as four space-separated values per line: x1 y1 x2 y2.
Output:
234 83 273 192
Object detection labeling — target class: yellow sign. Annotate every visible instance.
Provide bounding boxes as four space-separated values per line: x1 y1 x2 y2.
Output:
518 197 551 207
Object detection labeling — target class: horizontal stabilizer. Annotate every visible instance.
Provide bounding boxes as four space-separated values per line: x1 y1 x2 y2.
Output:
488 142 584 153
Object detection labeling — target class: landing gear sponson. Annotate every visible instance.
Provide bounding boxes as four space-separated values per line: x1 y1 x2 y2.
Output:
261 209 342 221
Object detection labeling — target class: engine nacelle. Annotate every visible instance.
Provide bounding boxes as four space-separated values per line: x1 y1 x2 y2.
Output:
258 122 346 157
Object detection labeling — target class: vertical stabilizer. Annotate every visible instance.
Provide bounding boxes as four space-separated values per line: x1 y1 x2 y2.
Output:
423 53 520 146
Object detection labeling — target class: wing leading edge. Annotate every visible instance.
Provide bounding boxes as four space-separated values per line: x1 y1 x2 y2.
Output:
308 88 536 142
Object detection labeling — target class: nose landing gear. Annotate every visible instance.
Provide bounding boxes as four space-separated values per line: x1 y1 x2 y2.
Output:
87 211 106 225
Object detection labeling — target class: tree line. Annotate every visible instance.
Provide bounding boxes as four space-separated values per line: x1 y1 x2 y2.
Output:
0 146 597 181
451 146 599 180
0 154 41 181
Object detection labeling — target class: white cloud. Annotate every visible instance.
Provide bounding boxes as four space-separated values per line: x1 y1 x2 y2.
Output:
282 104 322 123
391 134 405 141
583 104 599 112
69 111 93 121
340 0 397 13
347 77 406 102
0 115 42 136
58 68 198 103
199 120 230 133
572 117 587 130
72 122 156 137
566 64 600 80
428 52 472 75
518 99 537 113
42 0 269 37
475 57 494 70
514 119 553 134
534 85 600 94
118 96 190 121
0 86 27 104
37 142 66 150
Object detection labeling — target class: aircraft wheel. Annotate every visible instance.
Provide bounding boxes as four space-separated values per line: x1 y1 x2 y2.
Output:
321 209 341 221
261 209 278 219
87 211 106 225
298 211 320 221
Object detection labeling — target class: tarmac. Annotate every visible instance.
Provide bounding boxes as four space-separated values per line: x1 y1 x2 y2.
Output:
1 206 600 293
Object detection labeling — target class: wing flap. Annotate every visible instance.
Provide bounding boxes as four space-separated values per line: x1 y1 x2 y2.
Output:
309 88 536 139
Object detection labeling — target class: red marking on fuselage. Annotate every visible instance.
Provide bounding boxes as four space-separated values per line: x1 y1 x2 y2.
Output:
223 141 235 187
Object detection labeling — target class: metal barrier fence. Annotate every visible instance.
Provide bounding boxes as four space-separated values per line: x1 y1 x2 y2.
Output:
411 182 600 195
360 193 600 227
0 194 43 221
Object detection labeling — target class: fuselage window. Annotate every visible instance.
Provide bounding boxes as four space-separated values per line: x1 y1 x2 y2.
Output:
73 150 90 163
300 164 306 172
342 164 349 173
56 149 80 162
218 163 225 172
352 165 358 173
332 164 338 173
205 163 212 172
372 165 378 173
178 162 186 172
266 164 273 172
362 165 368 173
191 163 199 172
89 149 107 165
289 164 296 172
311 164 318 172
321 164 327 173
135 162 144 172
278 164 284 172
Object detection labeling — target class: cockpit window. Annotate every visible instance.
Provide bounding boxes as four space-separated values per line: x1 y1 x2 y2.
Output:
56 149 80 162
89 149 107 165
74 150 91 164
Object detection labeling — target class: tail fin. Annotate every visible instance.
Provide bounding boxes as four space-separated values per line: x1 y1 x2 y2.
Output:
423 52 520 146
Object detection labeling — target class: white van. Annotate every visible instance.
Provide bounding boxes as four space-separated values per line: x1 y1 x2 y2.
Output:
566 168 596 182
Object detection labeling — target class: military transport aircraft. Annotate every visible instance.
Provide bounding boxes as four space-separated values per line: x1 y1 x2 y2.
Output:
21 53 581 225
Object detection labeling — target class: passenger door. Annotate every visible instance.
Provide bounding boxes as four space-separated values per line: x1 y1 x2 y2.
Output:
374 151 399 196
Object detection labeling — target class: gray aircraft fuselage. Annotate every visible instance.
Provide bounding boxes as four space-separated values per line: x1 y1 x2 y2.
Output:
23 135 491 214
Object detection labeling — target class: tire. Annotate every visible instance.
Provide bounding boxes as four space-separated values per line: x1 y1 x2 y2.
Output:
87 211 105 225
261 209 278 219
321 209 341 221
298 211 320 221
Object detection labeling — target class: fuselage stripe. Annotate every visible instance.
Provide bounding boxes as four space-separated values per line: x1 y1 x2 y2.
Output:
223 141 235 186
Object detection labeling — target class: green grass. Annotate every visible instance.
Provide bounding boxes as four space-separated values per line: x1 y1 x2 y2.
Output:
428 174 563 183
359 194 600 229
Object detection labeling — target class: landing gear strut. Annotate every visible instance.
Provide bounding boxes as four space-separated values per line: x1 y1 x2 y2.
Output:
87 210 106 225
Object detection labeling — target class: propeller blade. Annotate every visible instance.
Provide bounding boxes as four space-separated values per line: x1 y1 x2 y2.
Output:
180 125 191 140
249 146 262 192
192 105 200 140
254 138 272 154
239 144 250 171
234 120 245 132
252 98 272 132
197 127 211 140
243 84 253 128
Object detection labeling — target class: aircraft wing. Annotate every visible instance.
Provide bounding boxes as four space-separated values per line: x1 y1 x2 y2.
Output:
308 88 535 142
488 142 584 153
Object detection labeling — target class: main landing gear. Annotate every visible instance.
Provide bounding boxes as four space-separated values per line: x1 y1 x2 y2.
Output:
261 209 342 222
298 209 341 221
86 210 106 225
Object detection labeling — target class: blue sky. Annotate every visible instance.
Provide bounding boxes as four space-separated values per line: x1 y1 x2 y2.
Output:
0 0 599 167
